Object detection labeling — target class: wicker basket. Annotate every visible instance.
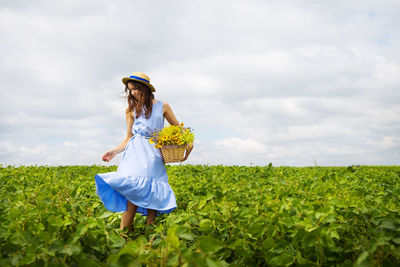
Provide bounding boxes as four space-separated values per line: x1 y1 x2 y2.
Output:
160 144 192 163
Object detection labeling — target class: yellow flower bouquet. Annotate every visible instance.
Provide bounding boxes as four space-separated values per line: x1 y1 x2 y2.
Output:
149 123 194 163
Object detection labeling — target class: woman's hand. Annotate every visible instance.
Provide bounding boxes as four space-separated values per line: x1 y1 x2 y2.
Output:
182 143 194 161
101 150 117 162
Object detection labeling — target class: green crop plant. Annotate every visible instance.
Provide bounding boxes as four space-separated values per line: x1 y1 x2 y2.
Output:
0 164 399 266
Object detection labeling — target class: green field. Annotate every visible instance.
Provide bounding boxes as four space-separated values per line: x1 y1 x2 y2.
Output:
0 164 399 266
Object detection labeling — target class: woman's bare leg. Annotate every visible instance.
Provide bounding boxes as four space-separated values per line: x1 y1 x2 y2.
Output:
120 201 137 231
146 209 157 225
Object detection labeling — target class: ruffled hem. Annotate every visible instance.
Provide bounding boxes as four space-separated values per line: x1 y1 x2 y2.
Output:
95 172 177 216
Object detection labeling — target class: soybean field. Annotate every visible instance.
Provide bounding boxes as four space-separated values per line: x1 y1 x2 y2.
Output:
0 164 399 266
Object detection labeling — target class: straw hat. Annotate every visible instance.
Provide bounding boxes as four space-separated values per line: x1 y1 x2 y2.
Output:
122 72 156 92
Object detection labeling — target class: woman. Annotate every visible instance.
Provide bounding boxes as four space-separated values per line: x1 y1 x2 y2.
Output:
94 72 190 237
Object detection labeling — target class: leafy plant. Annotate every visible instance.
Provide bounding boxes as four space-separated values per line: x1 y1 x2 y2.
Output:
0 164 399 266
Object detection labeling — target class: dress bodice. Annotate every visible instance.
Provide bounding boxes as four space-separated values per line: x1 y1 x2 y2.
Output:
131 101 164 137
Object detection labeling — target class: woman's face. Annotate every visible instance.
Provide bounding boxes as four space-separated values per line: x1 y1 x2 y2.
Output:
127 83 141 99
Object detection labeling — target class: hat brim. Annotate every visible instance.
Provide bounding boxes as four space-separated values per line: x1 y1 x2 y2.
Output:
122 77 156 92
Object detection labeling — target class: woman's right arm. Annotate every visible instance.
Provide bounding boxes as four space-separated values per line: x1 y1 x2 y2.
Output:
101 110 134 162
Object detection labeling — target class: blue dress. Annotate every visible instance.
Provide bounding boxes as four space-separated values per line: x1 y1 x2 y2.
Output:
94 100 177 216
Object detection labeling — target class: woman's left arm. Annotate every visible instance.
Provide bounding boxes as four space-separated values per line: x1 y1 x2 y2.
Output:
163 101 194 161
163 101 180 126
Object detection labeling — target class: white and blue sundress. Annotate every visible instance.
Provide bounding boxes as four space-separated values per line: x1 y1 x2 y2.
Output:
94 100 177 216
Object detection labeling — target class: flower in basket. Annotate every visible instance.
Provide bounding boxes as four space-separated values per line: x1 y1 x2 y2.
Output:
149 123 194 148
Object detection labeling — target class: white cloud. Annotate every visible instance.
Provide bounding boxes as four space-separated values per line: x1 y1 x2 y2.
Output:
1 0 399 167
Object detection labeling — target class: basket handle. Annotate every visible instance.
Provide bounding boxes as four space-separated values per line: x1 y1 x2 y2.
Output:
182 143 194 161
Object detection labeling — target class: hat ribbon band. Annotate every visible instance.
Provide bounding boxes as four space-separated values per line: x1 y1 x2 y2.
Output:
130 75 149 83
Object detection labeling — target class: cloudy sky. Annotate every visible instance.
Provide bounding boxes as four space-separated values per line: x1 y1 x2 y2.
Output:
1 0 399 167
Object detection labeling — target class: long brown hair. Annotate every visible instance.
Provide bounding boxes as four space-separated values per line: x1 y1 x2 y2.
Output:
125 80 155 119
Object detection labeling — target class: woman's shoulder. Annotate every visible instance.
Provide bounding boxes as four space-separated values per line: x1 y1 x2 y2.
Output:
125 107 133 114
159 100 170 107
154 99 168 107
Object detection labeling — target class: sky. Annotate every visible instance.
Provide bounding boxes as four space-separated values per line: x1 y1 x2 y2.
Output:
0 0 399 167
